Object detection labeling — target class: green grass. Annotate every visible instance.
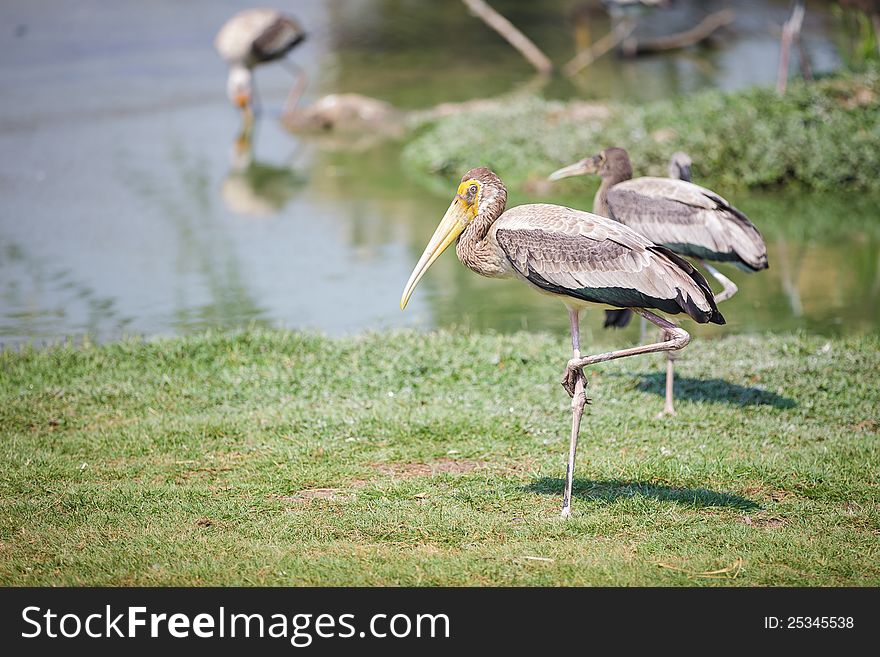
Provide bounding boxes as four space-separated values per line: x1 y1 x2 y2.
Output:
1 329 878 586
403 71 880 192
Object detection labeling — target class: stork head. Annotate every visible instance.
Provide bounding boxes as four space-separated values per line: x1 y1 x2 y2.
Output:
400 167 507 310
548 147 633 184
668 151 693 182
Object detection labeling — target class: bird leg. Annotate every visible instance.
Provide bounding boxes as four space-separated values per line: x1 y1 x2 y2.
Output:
281 60 309 116
237 108 255 148
660 324 678 418
700 260 738 303
651 261 736 419
562 309 690 398
250 78 263 121
561 309 588 518
559 309 689 517
561 309 588 397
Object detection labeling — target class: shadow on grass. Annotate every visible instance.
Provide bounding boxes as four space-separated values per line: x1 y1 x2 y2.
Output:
526 478 759 510
636 374 796 409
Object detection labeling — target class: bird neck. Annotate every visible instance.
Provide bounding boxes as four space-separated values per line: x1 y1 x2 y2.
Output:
455 195 507 278
593 171 630 218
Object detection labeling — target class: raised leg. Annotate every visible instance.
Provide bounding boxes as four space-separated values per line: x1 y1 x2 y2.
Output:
639 314 647 344
561 308 588 518
562 309 690 397
700 260 738 303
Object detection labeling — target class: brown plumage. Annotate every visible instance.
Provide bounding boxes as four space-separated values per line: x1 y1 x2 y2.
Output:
491 204 723 324
550 148 767 329
550 148 767 416
590 149 768 272
449 168 724 324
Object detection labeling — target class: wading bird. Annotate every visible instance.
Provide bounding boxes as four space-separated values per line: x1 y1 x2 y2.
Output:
549 147 767 415
400 167 724 517
215 8 307 133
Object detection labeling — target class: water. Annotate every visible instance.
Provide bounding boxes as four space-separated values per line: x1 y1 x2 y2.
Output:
1 0 877 347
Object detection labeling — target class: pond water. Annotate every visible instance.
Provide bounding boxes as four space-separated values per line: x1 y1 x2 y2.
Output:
1 0 877 347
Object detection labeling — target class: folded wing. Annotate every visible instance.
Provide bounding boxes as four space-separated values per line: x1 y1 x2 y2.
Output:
493 204 724 324
607 177 768 272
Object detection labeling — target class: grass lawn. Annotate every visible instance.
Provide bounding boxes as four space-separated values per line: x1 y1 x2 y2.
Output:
1 329 878 586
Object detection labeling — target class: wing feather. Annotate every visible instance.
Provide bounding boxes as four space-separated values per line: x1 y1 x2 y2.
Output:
215 10 305 64
251 15 306 62
608 177 768 271
492 204 723 324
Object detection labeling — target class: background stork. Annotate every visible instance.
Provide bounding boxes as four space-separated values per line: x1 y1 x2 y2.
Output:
549 147 768 416
215 8 307 135
400 167 723 517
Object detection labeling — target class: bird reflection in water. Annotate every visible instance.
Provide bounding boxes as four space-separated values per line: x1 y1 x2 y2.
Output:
220 135 305 218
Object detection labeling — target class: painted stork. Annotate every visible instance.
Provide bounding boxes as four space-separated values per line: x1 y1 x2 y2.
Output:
400 167 723 517
215 8 307 130
549 147 768 415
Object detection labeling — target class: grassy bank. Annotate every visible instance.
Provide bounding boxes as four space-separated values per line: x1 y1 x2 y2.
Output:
403 71 880 192
1 329 878 586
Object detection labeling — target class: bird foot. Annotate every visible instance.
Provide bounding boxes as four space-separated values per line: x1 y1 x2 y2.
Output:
561 361 591 402
656 407 676 418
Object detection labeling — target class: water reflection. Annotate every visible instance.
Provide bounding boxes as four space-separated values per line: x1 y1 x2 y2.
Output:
119 144 268 333
0 0 876 347
221 137 306 217
0 240 132 343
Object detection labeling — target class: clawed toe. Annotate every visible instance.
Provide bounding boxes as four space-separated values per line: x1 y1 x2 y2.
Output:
560 364 582 397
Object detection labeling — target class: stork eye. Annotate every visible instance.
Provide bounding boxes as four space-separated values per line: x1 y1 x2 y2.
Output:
468 184 478 195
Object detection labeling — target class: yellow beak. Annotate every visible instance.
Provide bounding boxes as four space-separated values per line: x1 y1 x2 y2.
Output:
400 198 470 310
547 156 599 181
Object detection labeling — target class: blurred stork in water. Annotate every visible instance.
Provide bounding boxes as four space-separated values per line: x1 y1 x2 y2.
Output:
400 167 723 517
215 8 307 138
549 148 768 416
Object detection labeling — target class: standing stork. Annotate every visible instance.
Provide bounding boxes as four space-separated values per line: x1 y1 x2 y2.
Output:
549 147 768 415
215 8 307 133
400 167 724 517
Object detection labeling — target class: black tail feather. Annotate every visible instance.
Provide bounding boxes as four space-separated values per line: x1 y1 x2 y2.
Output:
650 246 726 325
603 309 633 329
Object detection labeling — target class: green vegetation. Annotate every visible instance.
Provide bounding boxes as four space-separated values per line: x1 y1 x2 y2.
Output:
1 329 878 585
403 71 880 192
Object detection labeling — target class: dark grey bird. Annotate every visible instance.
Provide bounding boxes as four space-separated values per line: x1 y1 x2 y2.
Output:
400 167 724 516
549 147 767 415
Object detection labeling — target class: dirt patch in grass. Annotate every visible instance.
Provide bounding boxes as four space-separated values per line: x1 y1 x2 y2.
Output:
742 486 793 503
853 419 878 433
738 514 786 529
370 458 486 478
277 488 350 504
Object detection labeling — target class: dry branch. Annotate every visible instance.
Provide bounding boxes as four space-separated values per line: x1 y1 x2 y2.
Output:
563 19 636 77
777 1 805 94
622 8 735 56
461 0 553 75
